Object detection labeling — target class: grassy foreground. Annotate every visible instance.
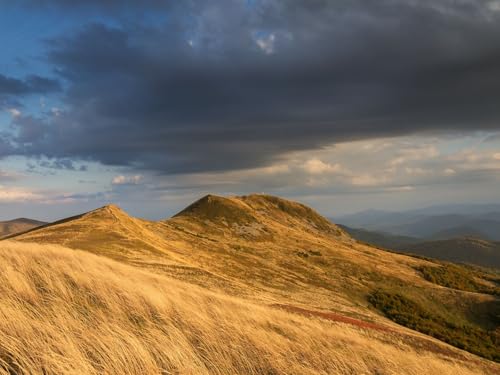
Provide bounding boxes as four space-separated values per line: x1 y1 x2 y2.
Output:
0 241 492 375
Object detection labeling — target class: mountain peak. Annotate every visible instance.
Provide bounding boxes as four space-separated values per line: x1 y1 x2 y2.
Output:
172 193 347 238
173 194 256 224
240 194 344 234
90 204 127 216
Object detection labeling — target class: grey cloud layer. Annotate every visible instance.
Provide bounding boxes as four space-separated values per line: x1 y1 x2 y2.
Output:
0 74 60 109
6 0 500 173
0 74 59 96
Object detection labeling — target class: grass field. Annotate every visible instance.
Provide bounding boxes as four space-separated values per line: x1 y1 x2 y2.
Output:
3 195 500 374
0 241 496 375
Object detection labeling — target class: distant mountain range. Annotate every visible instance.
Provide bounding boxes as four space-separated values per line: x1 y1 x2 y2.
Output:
404 238 500 269
334 204 500 241
336 204 500 269
339 224 500 269
0 218 47 238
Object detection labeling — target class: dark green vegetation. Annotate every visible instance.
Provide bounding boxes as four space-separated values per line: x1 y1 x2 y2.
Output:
418 264 500 296
369 290 500 362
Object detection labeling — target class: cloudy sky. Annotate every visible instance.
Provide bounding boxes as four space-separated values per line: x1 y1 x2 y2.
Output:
1 0 500 221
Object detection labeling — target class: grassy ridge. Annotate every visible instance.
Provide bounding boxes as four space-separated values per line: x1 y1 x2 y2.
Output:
0 241 493 375
5 195 500 369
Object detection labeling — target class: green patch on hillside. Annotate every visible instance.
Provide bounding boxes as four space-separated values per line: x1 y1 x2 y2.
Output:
418 264 500 296
369 290 499 362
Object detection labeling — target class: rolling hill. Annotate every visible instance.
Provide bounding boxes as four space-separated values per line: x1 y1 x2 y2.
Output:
403 237 500 269
2 194 500 373
0 218 46 238
339 224 500 269
338 224 420 249
336 207 500 241
1 241 495 375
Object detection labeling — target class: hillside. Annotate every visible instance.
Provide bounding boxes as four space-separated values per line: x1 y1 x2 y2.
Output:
6 194 500 367
339 224 500 269
336 208 500 241
5 204 188 269
1 241 496 375
338 224 419 248
403 237 500 269
0 218 46 238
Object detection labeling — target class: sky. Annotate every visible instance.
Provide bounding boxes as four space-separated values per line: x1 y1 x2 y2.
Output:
1 0 500 221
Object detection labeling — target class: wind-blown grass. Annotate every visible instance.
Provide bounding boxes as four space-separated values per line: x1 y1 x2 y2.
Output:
0 241 493 374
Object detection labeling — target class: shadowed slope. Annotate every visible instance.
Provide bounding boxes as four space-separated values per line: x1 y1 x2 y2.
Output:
0 218 46 238
403 237 500 269
0 241 496 375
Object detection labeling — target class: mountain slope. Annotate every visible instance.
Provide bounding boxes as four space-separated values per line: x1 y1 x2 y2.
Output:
336 209 500 241
339 224 500 269
7 204 188 268
402 237 500 269
1 241 495 375
429 226 491 240
0 218 46 238
8 194 500 364
338 224 419 248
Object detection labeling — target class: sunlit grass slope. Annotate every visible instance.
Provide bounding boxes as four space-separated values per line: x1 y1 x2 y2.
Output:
8 194 500 364
0 241 494 375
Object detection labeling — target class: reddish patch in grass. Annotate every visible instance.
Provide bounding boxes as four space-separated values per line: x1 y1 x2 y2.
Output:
274 303 500 373
272 304 393 332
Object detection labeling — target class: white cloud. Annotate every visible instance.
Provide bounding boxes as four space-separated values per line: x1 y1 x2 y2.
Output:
255 33 276 54
444 168 456 176
51 107 62 117
383 185 414 192
7 108 21 118
389 145 439 167
488 0 500 11
351 174 390 187
261 164 290 175
302 159 340 175
405 167 429 176
0 186 42 202
112 175 143 185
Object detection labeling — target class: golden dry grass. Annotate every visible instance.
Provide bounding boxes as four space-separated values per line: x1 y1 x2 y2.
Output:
0 241 495 375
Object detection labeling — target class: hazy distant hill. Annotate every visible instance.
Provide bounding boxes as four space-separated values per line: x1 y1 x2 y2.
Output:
338 224 419 248
402 238 500 269
0 218 47 238
386 215 500 240
429 226 491 240
4 194 499 368
339 224 500 269
335 205 500 241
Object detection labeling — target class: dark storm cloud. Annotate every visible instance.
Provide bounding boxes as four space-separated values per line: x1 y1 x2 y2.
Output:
37 159 88 171
0 74 60 111
0 74 60 96
16 0 170 8
7 0 500 173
